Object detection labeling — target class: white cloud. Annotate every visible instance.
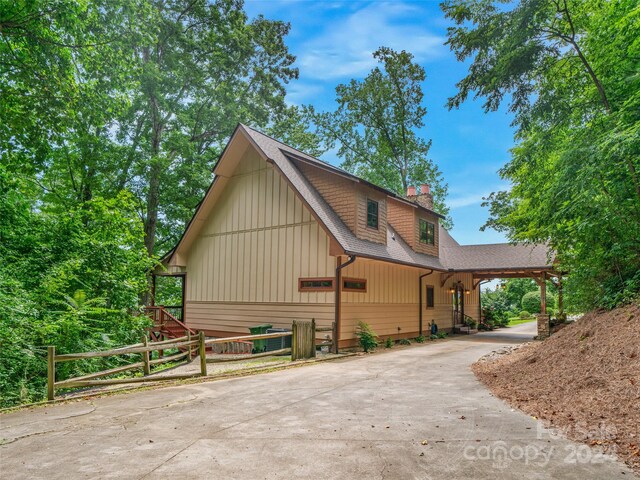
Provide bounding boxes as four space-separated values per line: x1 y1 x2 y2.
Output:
448 184 509 209
297 1 445 80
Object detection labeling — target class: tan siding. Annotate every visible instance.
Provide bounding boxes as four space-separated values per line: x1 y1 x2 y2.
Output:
185 149 335 310
338 261 480 339
342 303 419 338
296 162 358 233
186 302 334 336
387 200 415 248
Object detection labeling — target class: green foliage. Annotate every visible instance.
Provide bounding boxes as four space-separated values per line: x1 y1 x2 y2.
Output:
519 311 531 319
398 338 411 345
1 0 302 257
385 337 394 348
481 288 510 324
0 167 154 406
305 47 450 226
443 0 640 310
356 321 378 353
521 291 556 314
0 0 320 407
415 335 426 343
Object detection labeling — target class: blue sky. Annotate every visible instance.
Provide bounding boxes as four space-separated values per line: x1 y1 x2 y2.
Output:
244 0 515 245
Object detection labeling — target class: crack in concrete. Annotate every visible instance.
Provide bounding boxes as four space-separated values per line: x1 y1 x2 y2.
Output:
136 439 199 479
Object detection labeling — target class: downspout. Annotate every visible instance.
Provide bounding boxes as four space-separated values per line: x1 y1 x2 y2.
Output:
334 255 357 353
418 269 434 336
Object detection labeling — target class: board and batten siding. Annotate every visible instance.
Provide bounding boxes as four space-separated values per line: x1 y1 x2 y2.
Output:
339 261 480 341
184 149 336 336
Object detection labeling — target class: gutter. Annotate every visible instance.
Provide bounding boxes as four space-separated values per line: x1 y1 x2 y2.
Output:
418 269 434 336
334 255 357 353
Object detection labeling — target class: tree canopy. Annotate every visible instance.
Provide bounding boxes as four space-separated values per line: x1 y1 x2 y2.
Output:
0 0 309 407
443 0 640 309
305 47 450 223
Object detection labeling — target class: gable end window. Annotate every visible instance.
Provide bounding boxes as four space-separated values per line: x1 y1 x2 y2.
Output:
343 277 367 292
425 285 435 308
419 219 435 245
366 199 379 229
299 278 334 292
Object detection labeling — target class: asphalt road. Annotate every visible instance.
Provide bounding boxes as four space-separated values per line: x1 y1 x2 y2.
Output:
0 322 633 479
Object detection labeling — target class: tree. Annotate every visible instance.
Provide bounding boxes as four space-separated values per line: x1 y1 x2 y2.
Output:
1 0 301 257
442 0 640 309
112 0 299 256
306 47 450 222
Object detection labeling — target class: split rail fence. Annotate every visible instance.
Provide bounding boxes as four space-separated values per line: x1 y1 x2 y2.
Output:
46 319 332 401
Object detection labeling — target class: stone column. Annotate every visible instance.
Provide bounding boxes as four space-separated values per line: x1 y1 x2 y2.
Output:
537 313 550 339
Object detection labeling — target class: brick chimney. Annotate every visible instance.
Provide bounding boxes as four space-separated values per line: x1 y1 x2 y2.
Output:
407 183 434 210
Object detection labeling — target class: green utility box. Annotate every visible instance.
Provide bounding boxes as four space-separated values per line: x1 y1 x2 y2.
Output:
249 324 273 352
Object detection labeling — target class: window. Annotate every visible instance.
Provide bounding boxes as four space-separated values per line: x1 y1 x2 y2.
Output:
299 278 334 292
343 277 367 292
419 219 435 245
425 285 435 308
367 199 379 229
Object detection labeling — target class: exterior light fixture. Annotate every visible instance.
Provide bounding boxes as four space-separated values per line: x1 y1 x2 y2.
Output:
448 287 455 293
465 289 470 295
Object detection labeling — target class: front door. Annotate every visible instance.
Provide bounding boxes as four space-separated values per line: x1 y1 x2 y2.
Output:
453 283 465 324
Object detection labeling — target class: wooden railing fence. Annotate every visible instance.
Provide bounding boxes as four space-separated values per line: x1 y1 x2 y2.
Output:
46 319 337 401
47 332 206 401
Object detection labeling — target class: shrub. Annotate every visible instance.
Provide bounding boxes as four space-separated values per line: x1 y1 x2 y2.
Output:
415 335 426 343
385 337 394 348
437 331 448 339
356 321 378 353
521 291 556 313
429 334 438 340
398 338 411 345
519 310 531 319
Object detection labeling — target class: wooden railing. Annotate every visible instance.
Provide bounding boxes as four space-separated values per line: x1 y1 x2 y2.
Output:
47 332 206 401
145 305 196 339
46 320 326 400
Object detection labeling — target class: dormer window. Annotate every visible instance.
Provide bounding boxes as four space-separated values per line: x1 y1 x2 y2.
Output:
367 199 379 229
419 219 435 245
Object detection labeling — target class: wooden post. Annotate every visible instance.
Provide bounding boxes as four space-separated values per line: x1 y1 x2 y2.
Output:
331 321 338 354
310 318 317 359
47 346 55 401
540 277 547 315
142 336 150 376
187 331 192 361
291 320 298 361
198 331 207 376
557 274 565 322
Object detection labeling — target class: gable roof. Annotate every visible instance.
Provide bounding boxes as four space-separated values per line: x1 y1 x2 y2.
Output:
165 123 554 275
241 124 445 270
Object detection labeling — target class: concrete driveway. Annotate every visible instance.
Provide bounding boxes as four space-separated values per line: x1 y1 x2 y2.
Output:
0 322 633 479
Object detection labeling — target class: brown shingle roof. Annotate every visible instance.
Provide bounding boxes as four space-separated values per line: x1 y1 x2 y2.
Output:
241 124 445 270
440 242 552 271
240 124 554 273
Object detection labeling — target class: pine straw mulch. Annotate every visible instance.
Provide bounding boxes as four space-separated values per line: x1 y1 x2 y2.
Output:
473 303 640 474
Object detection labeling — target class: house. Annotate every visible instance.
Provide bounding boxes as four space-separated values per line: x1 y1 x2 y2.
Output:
156 124 557 348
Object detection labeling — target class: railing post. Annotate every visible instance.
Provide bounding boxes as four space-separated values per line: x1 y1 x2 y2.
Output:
187 331 192 361
47 346 55 401
332 321 338 354
291 320 298 361
198 331 207 376
142 336 151 376
310 318 316 359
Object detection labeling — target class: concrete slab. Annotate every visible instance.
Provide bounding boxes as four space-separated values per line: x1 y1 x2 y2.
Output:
0 322 634 479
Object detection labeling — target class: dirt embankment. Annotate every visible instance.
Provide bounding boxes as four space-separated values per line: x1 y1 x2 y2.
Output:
473 303 640 473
